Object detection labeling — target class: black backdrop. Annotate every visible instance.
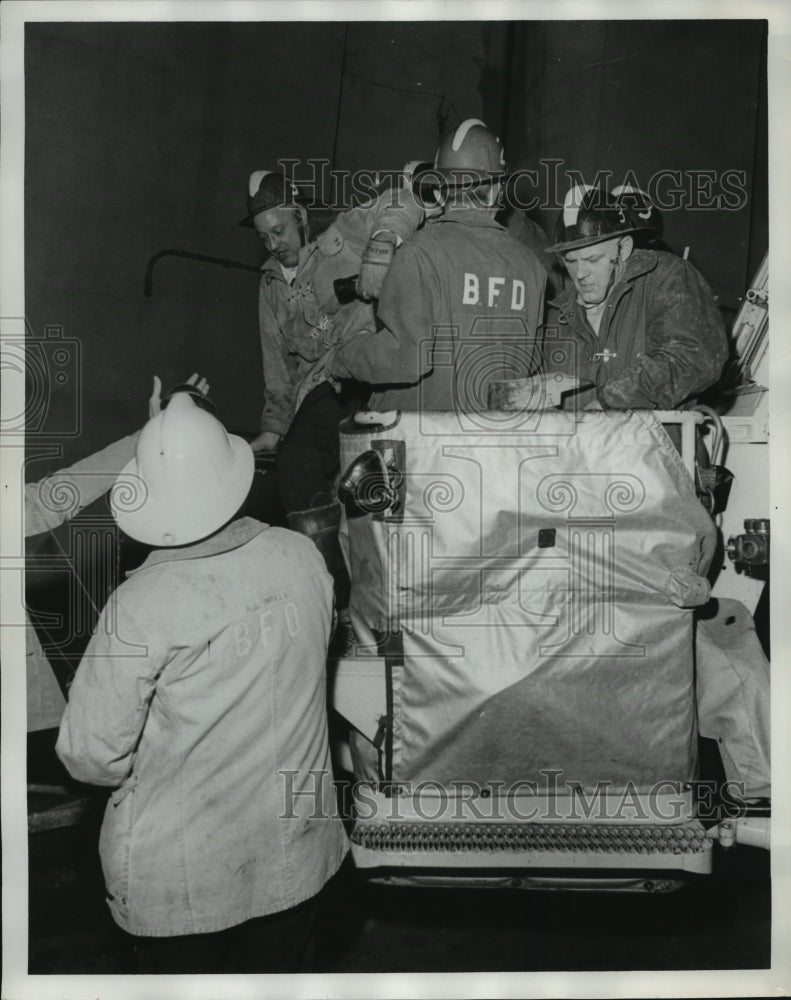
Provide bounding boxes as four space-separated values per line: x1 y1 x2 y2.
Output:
25 19 767 473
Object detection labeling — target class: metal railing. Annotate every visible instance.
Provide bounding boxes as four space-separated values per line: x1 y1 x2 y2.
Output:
143 249 261 297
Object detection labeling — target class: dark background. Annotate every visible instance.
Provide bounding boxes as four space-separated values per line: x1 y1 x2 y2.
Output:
22 18 771 977
25 19 767 476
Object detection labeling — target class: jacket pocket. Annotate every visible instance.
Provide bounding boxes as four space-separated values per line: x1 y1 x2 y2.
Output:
99 774 138 913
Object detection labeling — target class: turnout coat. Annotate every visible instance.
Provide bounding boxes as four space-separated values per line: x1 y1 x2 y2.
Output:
544 249 728 409
331 208 547 411
258 189 423 436
57 518 348 936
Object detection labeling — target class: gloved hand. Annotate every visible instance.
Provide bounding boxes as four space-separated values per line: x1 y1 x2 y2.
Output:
356 232 397 300
249 430 282 454
149 372 212 418
148 376 164 418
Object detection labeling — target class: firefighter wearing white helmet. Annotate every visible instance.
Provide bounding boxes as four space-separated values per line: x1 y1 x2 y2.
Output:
326 118 546 412
57 391 347 970
112 391 254 546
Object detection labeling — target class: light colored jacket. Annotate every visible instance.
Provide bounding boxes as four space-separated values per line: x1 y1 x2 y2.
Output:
258 187 423 435
56 518 348 936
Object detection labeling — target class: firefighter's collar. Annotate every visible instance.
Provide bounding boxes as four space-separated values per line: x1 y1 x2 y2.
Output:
437 208 506 230
549 248 660 318
127 517 271 574
261 239 317 282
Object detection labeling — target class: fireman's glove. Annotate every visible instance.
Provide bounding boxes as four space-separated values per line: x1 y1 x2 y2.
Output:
356 232 397 300
249 430 282 454
148 372 210 418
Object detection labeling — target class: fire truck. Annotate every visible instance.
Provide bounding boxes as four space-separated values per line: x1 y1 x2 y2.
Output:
328 255 770 892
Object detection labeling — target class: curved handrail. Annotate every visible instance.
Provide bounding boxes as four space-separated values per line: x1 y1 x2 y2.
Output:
144 249 261 297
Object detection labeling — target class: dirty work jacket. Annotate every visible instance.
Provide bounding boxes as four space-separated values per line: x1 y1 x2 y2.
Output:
56 517 348 937
258 189 423 435
543 249 728 409
329 208 547 412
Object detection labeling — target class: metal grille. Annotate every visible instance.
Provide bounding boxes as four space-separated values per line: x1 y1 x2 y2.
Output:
351 821 709 855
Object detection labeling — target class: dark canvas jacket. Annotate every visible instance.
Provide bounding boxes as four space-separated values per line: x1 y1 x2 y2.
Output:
543 249 728 409
331 208 547 412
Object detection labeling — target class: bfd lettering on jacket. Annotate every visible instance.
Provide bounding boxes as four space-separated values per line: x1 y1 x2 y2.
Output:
462 273 528 310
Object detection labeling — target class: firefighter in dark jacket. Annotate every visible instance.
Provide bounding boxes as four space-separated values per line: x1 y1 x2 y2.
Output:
327 120 547 411
543 184 729 410
543 184 768 804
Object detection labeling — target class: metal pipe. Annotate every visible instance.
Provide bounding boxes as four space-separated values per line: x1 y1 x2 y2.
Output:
27 783 72 796
707 816 770 850
144 249 261 297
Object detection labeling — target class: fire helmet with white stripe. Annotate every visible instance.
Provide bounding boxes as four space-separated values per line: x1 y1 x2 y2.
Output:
611 183 664 239
547 184 654 253
433 119 507 189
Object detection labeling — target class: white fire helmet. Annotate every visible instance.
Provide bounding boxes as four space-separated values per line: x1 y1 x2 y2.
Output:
111 393 254 547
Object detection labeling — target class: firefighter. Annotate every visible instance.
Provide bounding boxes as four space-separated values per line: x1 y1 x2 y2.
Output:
56 393 347 972
240 169 422 652
545 184 769 803
543 184 728 409
324 119 547 411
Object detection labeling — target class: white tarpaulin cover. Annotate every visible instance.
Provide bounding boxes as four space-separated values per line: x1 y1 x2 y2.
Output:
339 409 716 793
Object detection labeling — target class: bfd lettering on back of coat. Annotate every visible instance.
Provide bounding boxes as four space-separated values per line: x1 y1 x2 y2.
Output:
234 602 300 657
463 273 526 310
